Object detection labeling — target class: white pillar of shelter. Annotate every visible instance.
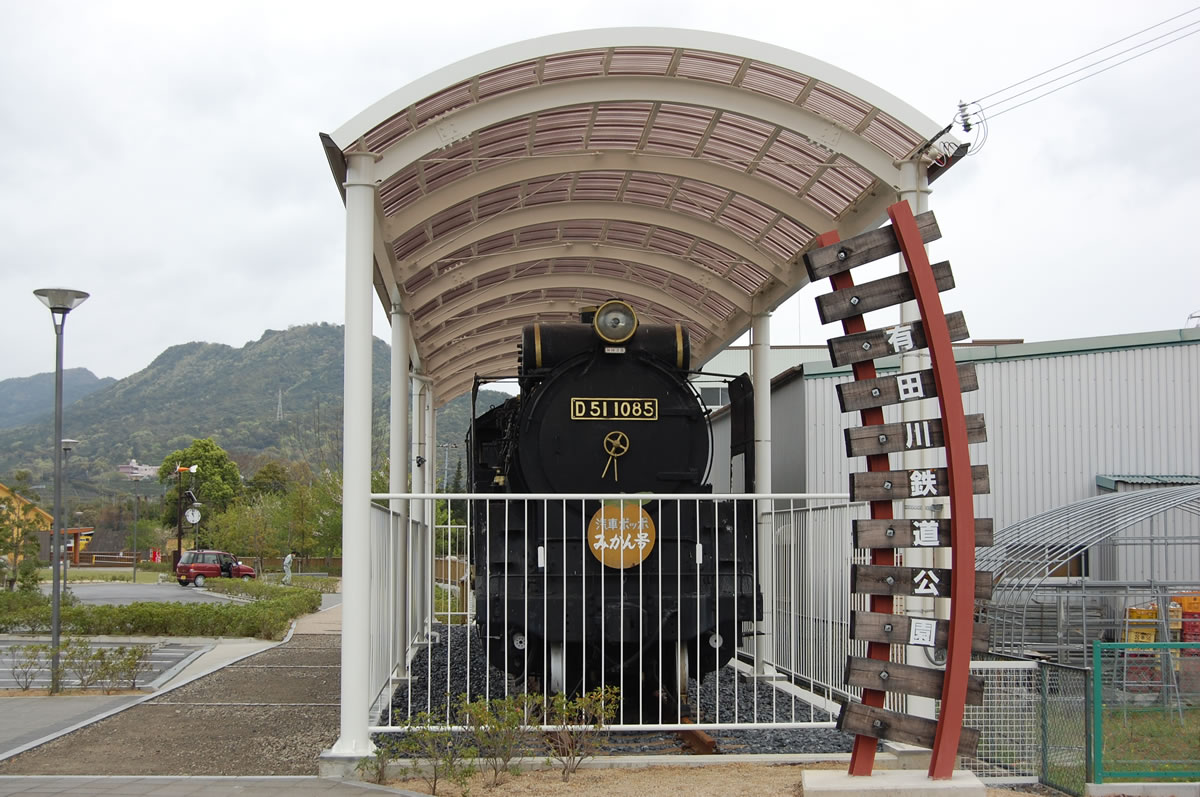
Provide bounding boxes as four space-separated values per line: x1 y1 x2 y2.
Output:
332 145 378 757
390 303 411 661
751 310 775 673
425 393 436 495
411 378 427 530
898 157 938 719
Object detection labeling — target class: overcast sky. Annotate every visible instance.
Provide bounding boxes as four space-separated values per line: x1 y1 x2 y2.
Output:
2 0 1197 386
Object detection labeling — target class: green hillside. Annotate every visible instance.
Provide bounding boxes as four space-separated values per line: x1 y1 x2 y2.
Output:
0 368 116 429
0 323 511 499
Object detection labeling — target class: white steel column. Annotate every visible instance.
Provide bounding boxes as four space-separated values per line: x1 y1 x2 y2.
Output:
425 390 436 495
333 145 378 756
411 378 427 530
898 157 937 719
751 310 775 673
390 303 411 662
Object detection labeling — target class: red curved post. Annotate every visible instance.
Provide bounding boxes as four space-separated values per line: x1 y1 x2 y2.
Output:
888 201 977 779
813 229 895 776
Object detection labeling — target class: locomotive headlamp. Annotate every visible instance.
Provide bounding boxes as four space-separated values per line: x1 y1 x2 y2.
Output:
593 300 638 344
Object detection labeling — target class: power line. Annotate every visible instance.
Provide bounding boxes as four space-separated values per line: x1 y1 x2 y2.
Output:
980 19 1200 115
973 5 1200 104
987 26 1200 120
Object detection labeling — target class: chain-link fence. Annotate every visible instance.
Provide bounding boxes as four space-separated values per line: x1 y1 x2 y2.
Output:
1038 660 1090 796
939 656 1088 794
1091 641 1200 784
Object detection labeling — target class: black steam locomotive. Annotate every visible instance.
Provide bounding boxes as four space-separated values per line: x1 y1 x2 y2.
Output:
469 300 760 716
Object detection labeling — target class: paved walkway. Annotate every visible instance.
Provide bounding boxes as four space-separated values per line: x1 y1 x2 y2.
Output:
0 598 424 796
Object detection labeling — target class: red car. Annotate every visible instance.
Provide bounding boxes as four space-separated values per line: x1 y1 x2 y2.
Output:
176 549 256 587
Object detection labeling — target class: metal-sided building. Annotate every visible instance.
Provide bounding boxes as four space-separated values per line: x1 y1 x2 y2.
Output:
707 327 1200 659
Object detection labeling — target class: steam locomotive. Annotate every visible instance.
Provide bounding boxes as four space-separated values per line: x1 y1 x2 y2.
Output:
469 300 760 716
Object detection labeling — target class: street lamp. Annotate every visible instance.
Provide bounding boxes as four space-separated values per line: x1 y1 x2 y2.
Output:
34 287 89 694
174 464 198 566
62 439 78 574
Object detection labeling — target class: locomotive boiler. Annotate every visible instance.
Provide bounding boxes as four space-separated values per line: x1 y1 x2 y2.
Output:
469 299 760 716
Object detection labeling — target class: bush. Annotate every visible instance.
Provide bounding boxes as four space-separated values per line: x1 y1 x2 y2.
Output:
9 643 49 690
393 711 476 796
459 694 536 786
538 686 619 782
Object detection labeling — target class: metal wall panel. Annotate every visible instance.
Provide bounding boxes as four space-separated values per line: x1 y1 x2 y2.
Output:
713 338 1200 534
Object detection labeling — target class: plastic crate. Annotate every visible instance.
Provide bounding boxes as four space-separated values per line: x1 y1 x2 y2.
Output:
1123 628 1157 643
1174 594 1200 613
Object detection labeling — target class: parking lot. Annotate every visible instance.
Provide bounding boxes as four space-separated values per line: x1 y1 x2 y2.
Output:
0 639 205 692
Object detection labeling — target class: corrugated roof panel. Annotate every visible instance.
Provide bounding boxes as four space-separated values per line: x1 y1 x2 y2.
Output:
392 226 430 260
803 81 872 130
410 80 474 128
862 112 923 159
540 50 607 83
644 227 693 256
741 61 807 103
676 50 742 84
607 47 675 76
476 59 539 101
428 204 474 238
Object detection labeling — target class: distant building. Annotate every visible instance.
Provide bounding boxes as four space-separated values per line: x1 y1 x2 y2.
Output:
117 459 159 480
0 482 53 574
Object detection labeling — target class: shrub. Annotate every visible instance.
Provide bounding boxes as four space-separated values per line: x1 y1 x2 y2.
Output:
459 694 536 786
393 711 476 796
538 686 619 782
64 637 104 689
9 643 48 690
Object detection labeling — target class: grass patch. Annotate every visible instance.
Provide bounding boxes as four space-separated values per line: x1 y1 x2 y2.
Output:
1102 706 1200 775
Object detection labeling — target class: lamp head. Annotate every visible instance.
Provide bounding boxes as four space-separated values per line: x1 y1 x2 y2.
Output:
61 438 79 453
34 288 90 315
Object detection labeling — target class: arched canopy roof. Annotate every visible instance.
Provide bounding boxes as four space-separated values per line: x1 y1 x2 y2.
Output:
323 28 962 405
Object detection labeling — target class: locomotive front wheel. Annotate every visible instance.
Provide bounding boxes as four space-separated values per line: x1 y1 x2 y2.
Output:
549 643 565 694
675 641 690 703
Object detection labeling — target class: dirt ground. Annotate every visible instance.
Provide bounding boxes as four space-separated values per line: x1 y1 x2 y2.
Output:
386 762 1061 796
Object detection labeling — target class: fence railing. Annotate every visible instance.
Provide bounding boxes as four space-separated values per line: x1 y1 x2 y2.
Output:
362 491 1100 789
1091 641 1200 784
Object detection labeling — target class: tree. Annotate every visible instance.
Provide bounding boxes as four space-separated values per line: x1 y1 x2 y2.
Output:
247 461 290 497
209 494 284 574
156 438 243 529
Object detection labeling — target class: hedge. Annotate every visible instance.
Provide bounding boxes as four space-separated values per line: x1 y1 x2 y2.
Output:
0 584 321 640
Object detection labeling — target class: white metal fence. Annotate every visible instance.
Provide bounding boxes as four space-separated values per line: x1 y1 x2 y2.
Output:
362 491 1058 785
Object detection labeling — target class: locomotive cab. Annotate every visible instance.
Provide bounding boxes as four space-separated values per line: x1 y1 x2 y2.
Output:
469 300 760 718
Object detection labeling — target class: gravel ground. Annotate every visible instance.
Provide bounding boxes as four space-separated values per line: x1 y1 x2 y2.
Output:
389 624 856 756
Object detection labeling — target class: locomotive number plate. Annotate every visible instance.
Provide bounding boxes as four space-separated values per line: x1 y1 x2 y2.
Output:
570 397 658 421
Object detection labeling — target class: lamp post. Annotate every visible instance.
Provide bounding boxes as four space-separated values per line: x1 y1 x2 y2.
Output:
34 287 89 694
128 476 144 581
62 440 78 574
174 465 197 566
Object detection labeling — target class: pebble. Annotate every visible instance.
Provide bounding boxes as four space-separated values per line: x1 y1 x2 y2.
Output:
386 624 857 755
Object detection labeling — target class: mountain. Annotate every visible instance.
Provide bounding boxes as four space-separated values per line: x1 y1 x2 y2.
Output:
0 324 511 498
0 368 116 429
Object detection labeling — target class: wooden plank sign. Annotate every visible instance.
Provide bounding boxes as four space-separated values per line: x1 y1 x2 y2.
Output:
837 363 978 413
850 465 990 502
815 261 955 325
838 702 980 757
845 415 987 458
850 610 991 655
844 656 985 705
829 312 970 368
851 564 995 601
852 518 995 549
804 211 941 280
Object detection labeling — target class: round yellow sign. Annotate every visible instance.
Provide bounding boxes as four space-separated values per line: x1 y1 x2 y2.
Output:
587 503 657 569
